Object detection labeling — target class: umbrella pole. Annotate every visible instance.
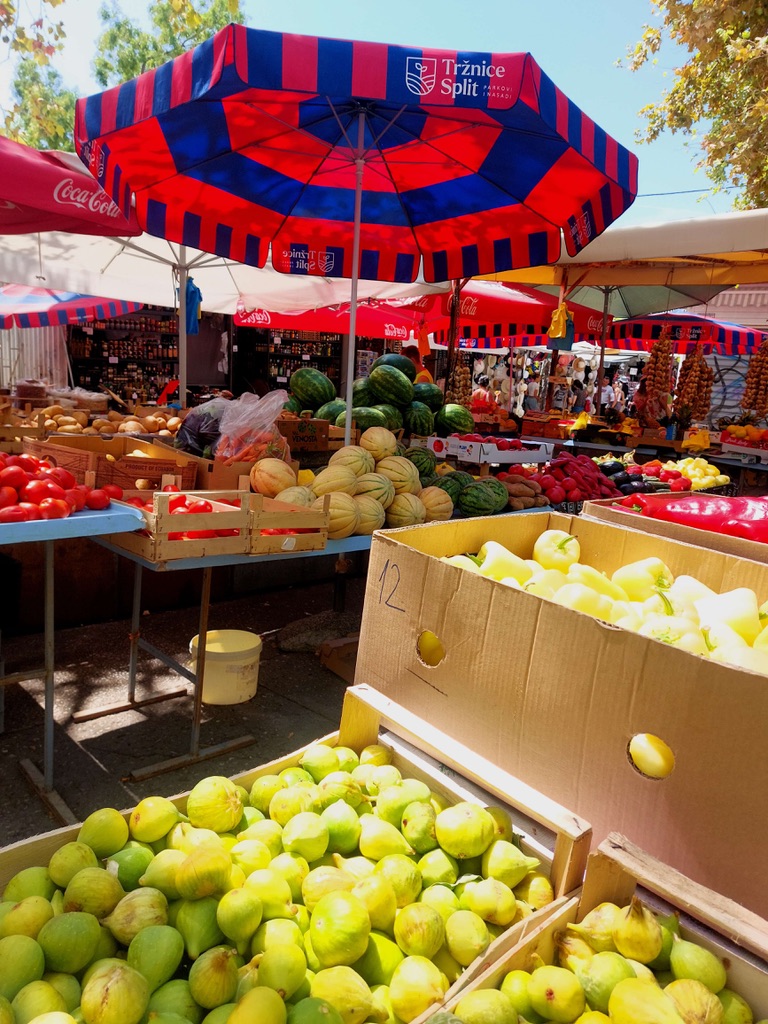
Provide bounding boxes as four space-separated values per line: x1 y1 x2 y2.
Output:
595 285 610 415
445 279 462 393
343 111 366 447
178 248 188 409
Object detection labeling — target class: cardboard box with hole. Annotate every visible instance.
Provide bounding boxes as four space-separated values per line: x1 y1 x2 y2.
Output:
355 512 768 915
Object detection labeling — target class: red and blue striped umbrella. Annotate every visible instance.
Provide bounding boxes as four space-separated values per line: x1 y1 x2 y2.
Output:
74 23 637 432
0 284 142 329
609 312 766 355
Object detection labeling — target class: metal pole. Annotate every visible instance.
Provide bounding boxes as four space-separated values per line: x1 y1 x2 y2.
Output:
343 111 366 446
595 286 611 415
190 566 213 759
445 280 462 393
127 562 142 703
43 540 55 792
179 247 188 409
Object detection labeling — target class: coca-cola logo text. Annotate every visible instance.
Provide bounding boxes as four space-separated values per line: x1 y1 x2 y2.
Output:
383 323 409 339
237 308 271 326
53 178 122 219
587 316 606 332
459 296 479 316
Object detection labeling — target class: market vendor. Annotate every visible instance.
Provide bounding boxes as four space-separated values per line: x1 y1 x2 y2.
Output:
631 377 672 428
569 378 588 414
523 371 540 412
401 344 434 384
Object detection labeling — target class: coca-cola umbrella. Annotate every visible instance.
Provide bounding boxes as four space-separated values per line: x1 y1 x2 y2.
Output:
74 23 638 438
0 284 142 329
236 281 609 349
0 136 140 236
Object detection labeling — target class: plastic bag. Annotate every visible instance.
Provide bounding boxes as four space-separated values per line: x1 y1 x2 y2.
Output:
214 390 291 464
174 397 231 458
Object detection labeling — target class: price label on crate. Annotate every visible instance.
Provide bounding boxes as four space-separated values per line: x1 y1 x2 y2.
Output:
302 354 310 361
277 376 288 383
108 356 119 364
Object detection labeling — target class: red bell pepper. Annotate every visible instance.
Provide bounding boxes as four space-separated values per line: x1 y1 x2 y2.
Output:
669 477 692 491
635 494 768 544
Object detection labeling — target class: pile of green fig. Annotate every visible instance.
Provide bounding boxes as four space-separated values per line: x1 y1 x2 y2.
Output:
0 741 555 1024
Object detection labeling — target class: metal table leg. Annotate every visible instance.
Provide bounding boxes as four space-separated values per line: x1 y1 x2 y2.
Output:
72 560 187 723
18 540 77 825
127 565 254 782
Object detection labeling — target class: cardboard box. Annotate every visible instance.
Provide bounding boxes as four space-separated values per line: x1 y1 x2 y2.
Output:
440 832 768 1018
0 685 591 1007
355 512 768 915
583 495 768 564
318 634 360 683
428 436 553 465
23 434 198 490
277 415 330 451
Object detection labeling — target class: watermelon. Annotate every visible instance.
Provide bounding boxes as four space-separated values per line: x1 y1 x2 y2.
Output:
394 441 408 457
372 403 404 431
370 352 417 382
336 407 388 431
404 446 437 478
315 399 347 422
289 367 336 409
352 376 376 407
282 395 303 415
458 479 508 517
481 476 510 512
434 403 475 437
450 470 475 489
420 473 439 488
412 382 445 412
403 401 435 437
367 364 414 408
433 474 463 503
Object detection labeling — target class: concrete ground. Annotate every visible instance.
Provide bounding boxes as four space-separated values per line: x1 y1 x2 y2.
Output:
0 574 367 847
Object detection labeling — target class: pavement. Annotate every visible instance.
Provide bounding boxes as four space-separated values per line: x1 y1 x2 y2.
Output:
0 573 367 847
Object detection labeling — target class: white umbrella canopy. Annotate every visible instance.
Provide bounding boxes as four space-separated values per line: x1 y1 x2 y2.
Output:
0 231 450 404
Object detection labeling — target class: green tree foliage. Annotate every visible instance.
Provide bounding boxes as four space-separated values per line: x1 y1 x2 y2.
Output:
627 0 768 207
0 0 65 64
4 0 242 150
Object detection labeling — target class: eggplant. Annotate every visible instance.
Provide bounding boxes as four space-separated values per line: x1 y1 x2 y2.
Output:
611 471 631 486
599 460 625 477
619 482 637 495
630 480 649 492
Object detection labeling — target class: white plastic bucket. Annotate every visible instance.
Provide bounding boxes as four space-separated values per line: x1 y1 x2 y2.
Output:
188 629 262 705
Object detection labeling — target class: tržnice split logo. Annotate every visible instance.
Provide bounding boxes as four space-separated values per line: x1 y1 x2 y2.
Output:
317 251 335 274
405 57 437 97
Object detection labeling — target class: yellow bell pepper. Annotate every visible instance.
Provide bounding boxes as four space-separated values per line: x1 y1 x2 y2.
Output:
709 645 768 676
695 588 762 644
642 590 698 624
567 563 629 602
532 529 581 572
440 555 482 574
297 469 315 486
669 574 714 606
610 558 675 602
477 541 533 584
701 622 749 654
523 568 569 599
552 583 613 621
637 615 708 656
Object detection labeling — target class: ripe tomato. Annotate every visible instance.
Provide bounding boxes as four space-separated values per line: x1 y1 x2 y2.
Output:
168 494 188 512
162 484 181 492
85 489 111 510
101 484 124 500
0 486 18 509
48 466 77 490
0 465 28 490
15 454 41 474
187 499 213 514
64 488 88 511
19 479 50 505
125 497 145 508
185 529 217 539
39 497 71 519
18 502 42 521
42 480 67 501
0 504 31 523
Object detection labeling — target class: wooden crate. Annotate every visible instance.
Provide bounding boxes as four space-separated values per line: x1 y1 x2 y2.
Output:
0 684 591 1008
23 435 198 490
248 493 330 555
0 411 45 453
441 831 768 1019
277 415 331 451
105 489 250 562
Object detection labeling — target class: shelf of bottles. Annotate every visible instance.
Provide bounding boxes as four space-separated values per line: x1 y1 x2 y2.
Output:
68 306 180 402
261 330 343 386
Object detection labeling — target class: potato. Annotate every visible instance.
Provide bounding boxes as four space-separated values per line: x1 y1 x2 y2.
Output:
107 410 124 421
92 418 111 430
58 424 83 434
44 419 58 430
55 415 78 426
98 422 117 434
158 429 173 436
82 427 99 435
166 416 182 431
72 410 89 427
118 420 145 433
142 416 162 432
42 405 66 417
135 478 153 490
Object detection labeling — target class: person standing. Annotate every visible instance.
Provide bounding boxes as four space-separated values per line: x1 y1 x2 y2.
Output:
523 372 540 411
401 344 434 384
599 376 615 410
569 378 588 414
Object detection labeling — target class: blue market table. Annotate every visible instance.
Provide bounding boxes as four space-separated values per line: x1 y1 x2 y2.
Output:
0 505 144 819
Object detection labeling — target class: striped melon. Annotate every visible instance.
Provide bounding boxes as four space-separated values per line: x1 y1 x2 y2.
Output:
353 494 386 535
375 455 421 495
386 492 427 528
419 486 454 522
359 426 398 462
312 491 359 539
328 444 376 477
311 464 358 497
275 486 315 508
249 458 297 496
355 472 396 509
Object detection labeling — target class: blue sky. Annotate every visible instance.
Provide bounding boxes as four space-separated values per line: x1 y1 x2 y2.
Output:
0 0 736 227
